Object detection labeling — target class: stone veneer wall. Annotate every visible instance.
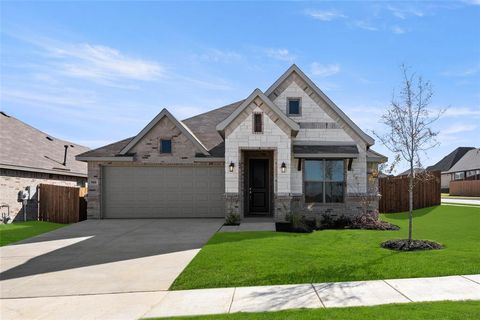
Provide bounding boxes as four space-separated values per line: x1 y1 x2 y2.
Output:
0 168 85 221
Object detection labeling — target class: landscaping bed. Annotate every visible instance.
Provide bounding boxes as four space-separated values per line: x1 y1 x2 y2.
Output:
171 205 480 290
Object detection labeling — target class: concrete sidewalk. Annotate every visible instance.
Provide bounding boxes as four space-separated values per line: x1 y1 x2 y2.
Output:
441 198 480 206
2 275 479 319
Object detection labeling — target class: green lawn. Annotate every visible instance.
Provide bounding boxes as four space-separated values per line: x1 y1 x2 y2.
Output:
171 205 480 290
0 221 65 246
148 301 480 320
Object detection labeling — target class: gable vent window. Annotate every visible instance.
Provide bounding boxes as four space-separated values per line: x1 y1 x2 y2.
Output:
160 139 172 153
287 98 301 116
253 113 263 133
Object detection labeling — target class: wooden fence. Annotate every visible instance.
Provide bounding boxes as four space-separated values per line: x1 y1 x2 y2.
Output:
39 184 88 223
449 180 480 197
379 171 441 213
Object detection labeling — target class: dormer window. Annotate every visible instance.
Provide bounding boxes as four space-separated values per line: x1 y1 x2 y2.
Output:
253 113 263 133
160 139 172 153
287 98 301 116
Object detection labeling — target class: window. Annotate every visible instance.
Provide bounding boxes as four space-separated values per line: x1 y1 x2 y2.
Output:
453 172 465 181
304 159 344 203
160 139 172 153
287 98 301 115
253 113 263 133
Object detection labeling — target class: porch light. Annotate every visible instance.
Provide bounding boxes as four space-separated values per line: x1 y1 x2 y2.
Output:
229 161 235 172
281 162 287 173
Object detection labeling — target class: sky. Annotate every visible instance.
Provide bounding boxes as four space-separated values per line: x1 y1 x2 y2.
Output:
1 1 479 173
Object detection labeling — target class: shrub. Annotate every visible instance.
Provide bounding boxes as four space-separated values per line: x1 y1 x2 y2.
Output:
224 212 240 226
317 213 352 230
352 210 399 230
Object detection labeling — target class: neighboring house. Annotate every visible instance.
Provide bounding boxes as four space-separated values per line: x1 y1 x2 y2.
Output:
444 148 480 194
0 112 88 221
77 65 387 221
426 147 475 192
397 168 425 177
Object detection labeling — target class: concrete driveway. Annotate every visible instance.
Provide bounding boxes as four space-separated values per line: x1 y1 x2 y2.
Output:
0 219 223 299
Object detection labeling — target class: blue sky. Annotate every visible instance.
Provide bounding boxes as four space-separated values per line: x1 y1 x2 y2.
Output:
1 1 479 172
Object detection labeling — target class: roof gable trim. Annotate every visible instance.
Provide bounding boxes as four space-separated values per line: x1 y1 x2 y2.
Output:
216 88 300 134
265 64 375 146
119 109 210 156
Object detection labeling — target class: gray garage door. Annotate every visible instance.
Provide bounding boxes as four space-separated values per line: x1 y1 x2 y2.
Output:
102 166 225 218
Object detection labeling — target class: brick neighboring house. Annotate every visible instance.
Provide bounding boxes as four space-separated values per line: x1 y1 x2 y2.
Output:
426 147 475 193
0 112 88 221
77 65 387 222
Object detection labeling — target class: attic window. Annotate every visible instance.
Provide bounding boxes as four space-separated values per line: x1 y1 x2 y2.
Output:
46 136 53 141
160 139 172 153
288 98 301 115
253 113 263 133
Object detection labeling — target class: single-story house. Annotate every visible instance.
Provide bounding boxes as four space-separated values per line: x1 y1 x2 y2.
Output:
426 147 475 192
77 64 387 221
444 148 480 196
0 112 88 221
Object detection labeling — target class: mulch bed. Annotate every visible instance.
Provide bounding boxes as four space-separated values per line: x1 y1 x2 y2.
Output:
381 239 444 251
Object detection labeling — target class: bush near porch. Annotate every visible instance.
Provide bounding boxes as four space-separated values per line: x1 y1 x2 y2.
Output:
171 205 480 290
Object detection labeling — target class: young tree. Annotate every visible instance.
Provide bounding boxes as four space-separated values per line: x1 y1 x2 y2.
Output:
374 65 444 247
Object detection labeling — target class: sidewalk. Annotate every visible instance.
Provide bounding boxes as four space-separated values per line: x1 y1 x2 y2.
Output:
441 198 480 206
2 274 479 319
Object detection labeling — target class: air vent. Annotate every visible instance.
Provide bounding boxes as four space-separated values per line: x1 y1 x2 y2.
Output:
46 136 53 141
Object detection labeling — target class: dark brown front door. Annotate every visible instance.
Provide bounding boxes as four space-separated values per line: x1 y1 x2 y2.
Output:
248 159 269 214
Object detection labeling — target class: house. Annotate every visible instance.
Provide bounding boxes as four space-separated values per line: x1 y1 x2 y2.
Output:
397 168 425 177
426 147 475 192
0 112 88 221
443 148 480 196
76 65 387 221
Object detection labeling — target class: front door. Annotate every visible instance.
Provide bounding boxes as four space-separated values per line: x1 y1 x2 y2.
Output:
248 159 269 214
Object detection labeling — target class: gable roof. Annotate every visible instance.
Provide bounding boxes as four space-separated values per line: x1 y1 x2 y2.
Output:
426 147 475 172
265 64 375 146
445 148 480 173
0 111 88 177
216 88 300 135
366 149 388 163
119 108 210 156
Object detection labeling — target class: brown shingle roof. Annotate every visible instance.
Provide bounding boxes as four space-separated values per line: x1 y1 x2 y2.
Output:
0 112 89 177
76 100 243 159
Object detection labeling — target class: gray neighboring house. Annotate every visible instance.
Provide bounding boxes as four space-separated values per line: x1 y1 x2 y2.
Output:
0 112 88 221
77 64 387 221
444 148 480 184
426 147 475 192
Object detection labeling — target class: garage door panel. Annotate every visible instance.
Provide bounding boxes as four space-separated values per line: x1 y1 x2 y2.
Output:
103 166 225 218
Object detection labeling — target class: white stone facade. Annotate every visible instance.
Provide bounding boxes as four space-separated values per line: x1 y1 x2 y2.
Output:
225 103 291 195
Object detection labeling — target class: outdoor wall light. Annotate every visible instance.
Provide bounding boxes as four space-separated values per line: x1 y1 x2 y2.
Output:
229 161 235 172
281 162 287 173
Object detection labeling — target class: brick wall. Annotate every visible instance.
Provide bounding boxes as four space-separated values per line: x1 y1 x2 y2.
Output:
0 168 85 221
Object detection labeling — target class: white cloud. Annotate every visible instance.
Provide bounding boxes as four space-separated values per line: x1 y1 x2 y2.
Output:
195 48 242 63
442 65 480 77
442 107 480 117
462 0 480 5
438 123 478 144
305 9 346 21
310 63 341 77
353 20 378 31
264 48 296 61
47 43 164 82
386 5 425 19
391 26 406 34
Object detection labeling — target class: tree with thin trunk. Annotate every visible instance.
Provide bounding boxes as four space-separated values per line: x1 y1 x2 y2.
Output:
374 65 444 247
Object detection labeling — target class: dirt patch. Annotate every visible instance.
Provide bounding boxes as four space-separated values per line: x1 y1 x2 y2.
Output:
381 239 444 251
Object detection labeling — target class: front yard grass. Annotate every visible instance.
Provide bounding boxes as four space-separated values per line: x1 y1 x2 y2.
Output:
171 205 480 290
0 221 65 246
150 301 480 320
